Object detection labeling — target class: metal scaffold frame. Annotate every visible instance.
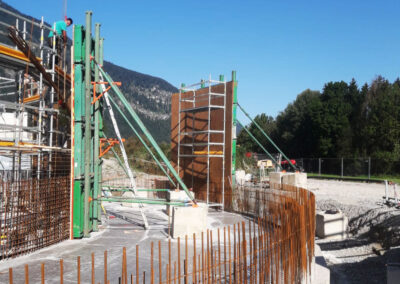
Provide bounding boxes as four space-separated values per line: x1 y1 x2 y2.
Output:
0 5 73 259
0 6 71 172
177 76 227 209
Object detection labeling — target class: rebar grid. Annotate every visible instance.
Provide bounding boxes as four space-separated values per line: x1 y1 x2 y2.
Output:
4 184 315 283
0 154 70 259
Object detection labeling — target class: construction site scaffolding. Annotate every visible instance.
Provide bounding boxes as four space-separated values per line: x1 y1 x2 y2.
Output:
0 6 71 175
0 6 72 259
177 76 227 209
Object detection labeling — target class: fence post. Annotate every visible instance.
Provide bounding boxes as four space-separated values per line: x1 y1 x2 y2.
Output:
341 158 343 178
368 157 371 179
318 158 321 176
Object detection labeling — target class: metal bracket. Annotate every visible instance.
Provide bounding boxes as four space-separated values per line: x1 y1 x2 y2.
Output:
91 81 121 105
99 137 125 158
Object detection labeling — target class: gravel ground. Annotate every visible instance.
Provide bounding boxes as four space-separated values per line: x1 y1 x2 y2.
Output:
308 178 400 283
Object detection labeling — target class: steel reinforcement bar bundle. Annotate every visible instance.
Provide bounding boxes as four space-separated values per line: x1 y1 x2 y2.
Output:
4 184 315 283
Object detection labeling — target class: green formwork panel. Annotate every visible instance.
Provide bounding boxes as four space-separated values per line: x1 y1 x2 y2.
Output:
74 25 84 62
73 25 85 238
72 22 99 237
73 182 84 238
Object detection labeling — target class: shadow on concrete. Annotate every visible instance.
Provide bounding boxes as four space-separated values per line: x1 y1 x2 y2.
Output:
328 253 386 284
320 242 400 283
318 238 370 251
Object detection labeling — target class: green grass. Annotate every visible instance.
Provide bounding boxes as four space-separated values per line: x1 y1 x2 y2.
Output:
307 173 400 184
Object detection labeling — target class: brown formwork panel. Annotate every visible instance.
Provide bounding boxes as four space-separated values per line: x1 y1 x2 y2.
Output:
171 81 234 208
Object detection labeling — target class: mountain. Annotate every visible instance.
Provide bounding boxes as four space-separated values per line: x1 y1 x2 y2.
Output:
102 61 176 142
0 1 175 142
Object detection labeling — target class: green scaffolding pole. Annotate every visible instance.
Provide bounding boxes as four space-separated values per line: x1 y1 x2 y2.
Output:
237 103 296 171
102 187 169 192
95 62 195 203
107 95 177 188
231 71 238 186
93 22 101 231
83 11 92 237
237 119 282 170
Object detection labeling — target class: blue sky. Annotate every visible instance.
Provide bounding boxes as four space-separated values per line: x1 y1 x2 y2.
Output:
5 0 400 121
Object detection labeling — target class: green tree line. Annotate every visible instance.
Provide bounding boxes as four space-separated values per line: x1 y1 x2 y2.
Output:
238 76 400 163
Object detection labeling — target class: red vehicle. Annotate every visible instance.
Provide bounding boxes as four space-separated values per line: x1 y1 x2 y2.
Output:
281 160 296 165
281 159 300 172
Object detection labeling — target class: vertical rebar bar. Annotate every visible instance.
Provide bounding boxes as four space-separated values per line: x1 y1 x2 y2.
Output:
123 247 127 284
24 264 29 284
184 259 188 284
105 250 108 284
77 256 81 284
60 259 64 284
137 245 140 284
41 263 45 284
91 252 95 284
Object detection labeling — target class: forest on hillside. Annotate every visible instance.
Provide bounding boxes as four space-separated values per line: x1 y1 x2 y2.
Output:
238 76 400 175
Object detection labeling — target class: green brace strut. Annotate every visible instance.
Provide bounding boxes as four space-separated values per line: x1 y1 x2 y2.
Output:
237 103 296 171
94 61 196 204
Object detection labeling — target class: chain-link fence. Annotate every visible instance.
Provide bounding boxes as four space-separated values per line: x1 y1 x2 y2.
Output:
295 157 400 179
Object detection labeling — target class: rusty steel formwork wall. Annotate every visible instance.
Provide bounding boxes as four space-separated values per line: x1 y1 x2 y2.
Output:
170 81 234 208
0 152 71 259
3 184 315 283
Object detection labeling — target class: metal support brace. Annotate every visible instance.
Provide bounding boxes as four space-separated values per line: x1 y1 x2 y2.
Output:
237 119 282 170
99 73 149 229
237 103 296 171
107 95 177 188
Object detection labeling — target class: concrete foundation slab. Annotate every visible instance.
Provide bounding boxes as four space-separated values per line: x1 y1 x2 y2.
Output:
316 210 348 240
172 203 207 238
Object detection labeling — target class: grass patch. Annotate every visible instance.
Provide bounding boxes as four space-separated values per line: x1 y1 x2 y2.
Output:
307 173 400 184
